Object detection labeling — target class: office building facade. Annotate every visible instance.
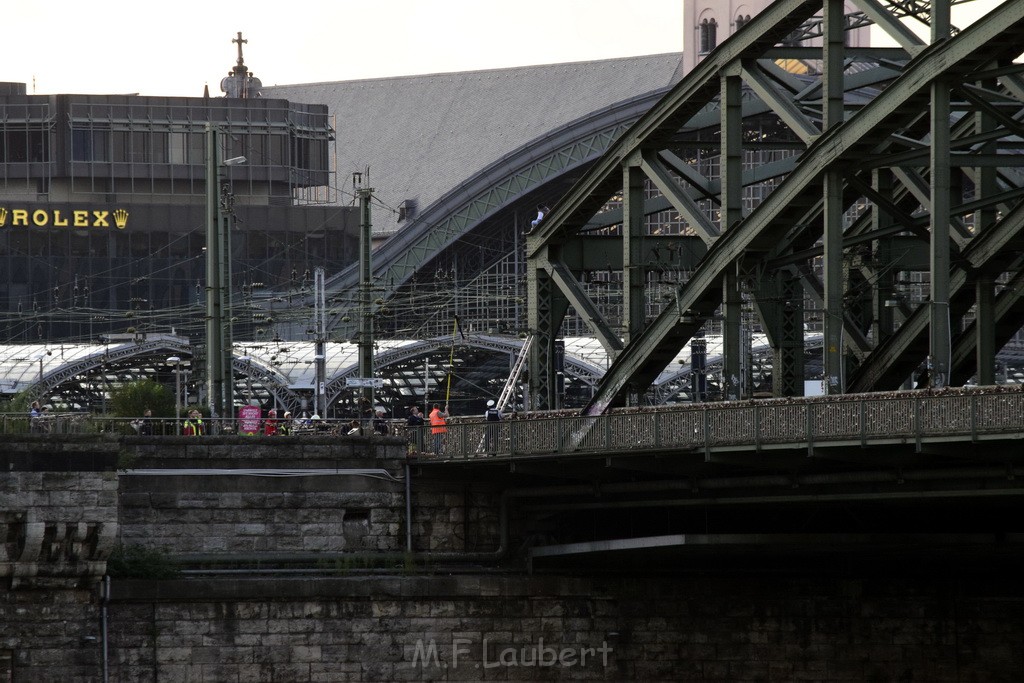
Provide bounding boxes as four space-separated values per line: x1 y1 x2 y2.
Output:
0 79 356 345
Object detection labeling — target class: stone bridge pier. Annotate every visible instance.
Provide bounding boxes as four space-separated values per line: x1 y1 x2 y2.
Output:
1 434 1023 681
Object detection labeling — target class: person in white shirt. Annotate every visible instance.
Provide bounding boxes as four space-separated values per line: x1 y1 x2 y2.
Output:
530 205 549 228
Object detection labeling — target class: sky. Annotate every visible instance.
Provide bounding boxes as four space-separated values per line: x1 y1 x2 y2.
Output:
6 0 686 97
4 0 1007 97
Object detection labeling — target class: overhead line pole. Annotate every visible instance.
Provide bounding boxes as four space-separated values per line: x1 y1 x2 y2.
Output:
357 179 375 409
205 125 224 421
206 124 244 425
314 267 326 417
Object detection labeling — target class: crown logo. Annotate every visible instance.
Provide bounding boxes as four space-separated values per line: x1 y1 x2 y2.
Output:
113 208 129 229
0 208 6 227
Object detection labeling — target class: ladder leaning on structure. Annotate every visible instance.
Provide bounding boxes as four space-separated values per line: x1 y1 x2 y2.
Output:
496 335 532 412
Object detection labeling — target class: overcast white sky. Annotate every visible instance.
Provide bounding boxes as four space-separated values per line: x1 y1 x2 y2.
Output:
4 0 1006 97
6 1 686 96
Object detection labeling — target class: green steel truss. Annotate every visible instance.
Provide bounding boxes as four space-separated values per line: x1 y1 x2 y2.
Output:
527 0 1024 413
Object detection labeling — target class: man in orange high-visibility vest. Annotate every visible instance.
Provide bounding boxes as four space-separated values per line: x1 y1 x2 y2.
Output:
429 404 448 455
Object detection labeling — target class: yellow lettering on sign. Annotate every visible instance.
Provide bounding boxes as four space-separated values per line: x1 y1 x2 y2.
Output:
0 207 130 228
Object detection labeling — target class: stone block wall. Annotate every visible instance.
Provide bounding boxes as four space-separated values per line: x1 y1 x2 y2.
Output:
0 471 118 588
0 461 117 682
117 437 504 559
92 573 1024 682
0 582 102 682
408 482 503 555
4 436 1024 681
119 475 408 556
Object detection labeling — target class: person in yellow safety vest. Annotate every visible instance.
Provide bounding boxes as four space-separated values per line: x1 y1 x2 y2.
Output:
183 409 205 436
428 403 448 454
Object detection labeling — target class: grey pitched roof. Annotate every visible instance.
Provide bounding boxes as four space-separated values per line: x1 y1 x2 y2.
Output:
262 53 684 234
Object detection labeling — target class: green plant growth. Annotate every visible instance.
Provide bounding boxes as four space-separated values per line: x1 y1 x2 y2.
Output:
0 391 33 413
0 391 39 433
106 544 181 579
108 378 175 418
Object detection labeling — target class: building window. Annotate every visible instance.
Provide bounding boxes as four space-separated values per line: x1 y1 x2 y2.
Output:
700 19 718 54
169 131 203 165
3 127 48 163
266 134 286 165
735 14 751 31
71 128 109 162
150 132 168 164
292 136 327 171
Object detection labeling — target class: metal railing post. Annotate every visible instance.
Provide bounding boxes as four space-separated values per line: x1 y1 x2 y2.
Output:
970 393 977 442
754 403 761 452
703 408 710 462
806 403 814 457
914 395 922 453
859 398 866 448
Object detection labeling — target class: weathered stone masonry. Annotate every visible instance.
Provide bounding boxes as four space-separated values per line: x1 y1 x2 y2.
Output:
117 436 503 557
102 574 1024 682
2 435 1024 682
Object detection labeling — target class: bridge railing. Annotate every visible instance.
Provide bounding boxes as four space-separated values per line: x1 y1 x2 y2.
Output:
4 388 1021 456
418 388 1024 459
0 414 401 437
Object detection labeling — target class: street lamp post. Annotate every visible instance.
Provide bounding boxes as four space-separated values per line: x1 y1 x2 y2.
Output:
167 356 182 434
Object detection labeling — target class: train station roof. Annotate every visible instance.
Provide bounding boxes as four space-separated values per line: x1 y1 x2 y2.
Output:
262 53 685 236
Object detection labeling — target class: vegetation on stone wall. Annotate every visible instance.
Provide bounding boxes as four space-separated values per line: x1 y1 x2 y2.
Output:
107 543 181 579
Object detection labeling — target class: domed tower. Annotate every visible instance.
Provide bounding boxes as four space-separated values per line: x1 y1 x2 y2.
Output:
220 31 262 99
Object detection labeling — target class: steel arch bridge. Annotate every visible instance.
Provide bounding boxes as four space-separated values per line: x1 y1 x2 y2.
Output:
12 2 1023 419
319 90 670 340
526 0 1024 413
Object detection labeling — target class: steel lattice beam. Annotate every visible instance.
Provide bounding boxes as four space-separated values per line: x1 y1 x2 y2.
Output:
527 0 1024 414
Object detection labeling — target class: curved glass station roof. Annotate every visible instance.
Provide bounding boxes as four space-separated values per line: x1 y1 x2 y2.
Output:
2 332 1021 415
0 332 816 413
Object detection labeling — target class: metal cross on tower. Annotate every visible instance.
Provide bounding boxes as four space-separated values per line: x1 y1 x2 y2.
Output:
232 32 247 70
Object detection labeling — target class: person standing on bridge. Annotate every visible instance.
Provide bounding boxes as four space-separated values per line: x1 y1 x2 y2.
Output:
373 408 389 436
429 403 448 455
407 405 425 452
483 399 502 453
29 400 42 433
131 408 154 436
278 411 292 436
263 408 278 436
183 409 205 436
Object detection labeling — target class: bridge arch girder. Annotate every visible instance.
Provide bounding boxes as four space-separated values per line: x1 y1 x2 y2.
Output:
526 0 1024 413
323 334 605 411
319 91 670 340
0 336 193 410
